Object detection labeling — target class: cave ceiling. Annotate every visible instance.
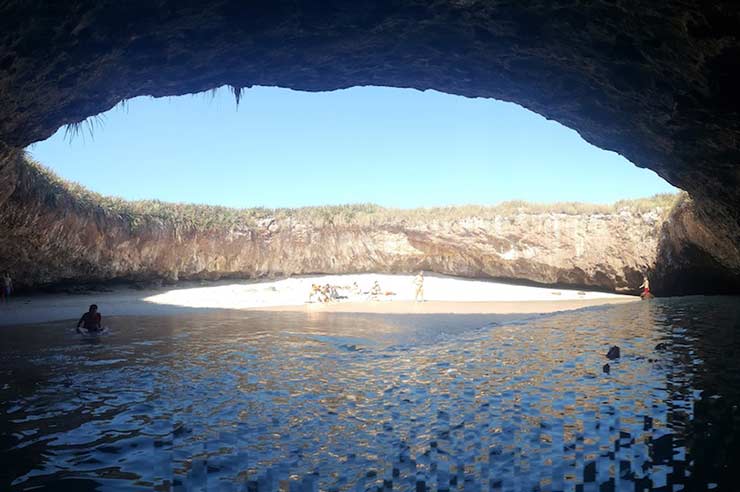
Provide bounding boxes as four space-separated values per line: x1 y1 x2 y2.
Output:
0 1 739 213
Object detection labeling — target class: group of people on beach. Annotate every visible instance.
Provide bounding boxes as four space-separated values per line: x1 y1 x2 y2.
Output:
306 272 426 304
308 283 344 303
309 281 373 303
302 271 652 305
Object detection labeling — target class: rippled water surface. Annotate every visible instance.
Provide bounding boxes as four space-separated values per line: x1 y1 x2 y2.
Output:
2 297 740 491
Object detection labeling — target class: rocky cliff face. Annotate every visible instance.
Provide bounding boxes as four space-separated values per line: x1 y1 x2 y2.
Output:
0 152 690 294
654 198 740 295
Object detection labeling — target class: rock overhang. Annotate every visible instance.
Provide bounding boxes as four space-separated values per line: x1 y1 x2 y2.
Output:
0 1 739 292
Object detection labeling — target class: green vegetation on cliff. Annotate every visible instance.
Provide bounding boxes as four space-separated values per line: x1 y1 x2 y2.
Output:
22 154 682 232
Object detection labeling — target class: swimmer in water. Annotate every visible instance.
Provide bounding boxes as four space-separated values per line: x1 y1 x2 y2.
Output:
76 304 102 333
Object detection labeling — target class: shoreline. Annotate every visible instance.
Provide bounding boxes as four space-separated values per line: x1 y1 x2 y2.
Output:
249 298 637 315
0 273 639 327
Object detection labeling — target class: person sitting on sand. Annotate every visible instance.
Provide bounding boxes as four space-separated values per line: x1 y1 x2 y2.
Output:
639 276 652 299
77 304 102 332
308 284 322 303
329 285 339 300
414 271 424 302
321 284 332 303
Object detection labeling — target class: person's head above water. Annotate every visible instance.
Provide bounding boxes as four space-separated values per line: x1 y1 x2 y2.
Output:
88 304 98 313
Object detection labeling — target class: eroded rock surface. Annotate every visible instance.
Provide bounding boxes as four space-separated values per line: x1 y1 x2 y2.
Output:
0 153 682 294
654 198 740 294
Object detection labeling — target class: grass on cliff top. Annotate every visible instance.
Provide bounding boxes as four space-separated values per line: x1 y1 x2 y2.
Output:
23 154 682 231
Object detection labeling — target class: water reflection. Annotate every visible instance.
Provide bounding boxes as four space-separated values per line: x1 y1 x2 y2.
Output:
1 298 739 490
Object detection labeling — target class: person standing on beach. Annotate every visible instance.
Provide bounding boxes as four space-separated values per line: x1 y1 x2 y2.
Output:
414 271 425 302
370 281 382 301
639 276 651 299
1 273 12 303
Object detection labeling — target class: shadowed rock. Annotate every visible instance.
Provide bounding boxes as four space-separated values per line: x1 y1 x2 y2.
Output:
606 346 621 360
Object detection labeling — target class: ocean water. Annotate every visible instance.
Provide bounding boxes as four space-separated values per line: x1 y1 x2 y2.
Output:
1 297 739 491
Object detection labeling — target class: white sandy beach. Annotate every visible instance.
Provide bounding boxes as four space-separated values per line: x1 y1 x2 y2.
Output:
0 273 637 326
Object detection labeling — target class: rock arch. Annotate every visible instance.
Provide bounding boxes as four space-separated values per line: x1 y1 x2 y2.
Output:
1 2 738 292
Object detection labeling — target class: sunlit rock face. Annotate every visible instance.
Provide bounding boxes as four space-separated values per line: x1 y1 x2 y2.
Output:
0 2 739 292
0 153 681 294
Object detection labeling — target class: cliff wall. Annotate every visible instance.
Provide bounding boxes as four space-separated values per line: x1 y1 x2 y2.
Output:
0 152 696 294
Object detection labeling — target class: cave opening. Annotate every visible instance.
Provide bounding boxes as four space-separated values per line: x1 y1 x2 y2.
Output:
28 85 676 209
1 83 709 299
2 84 736 296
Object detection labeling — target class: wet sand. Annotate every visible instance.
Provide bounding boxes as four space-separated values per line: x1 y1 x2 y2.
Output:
253 298 637 314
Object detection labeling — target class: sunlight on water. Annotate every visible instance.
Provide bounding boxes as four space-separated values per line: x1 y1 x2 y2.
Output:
1 298 739 491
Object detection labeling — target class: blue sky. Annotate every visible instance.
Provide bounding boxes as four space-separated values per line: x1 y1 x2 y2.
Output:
29 86 676 209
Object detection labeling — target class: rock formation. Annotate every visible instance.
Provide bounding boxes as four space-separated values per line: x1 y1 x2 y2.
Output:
654 198 740 294
0 153 698 295
0 2 739 293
